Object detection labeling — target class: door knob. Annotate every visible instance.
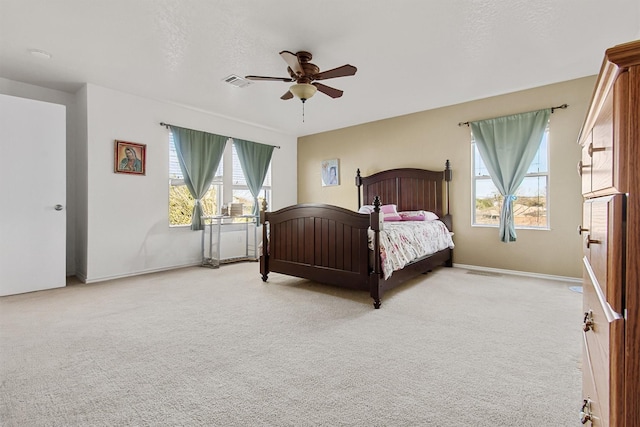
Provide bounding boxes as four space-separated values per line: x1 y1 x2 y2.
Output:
54 204 63 211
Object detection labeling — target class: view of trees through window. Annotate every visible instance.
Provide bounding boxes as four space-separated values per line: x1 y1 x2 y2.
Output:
169 186 218 226
472 131 549 228
168 135 271 226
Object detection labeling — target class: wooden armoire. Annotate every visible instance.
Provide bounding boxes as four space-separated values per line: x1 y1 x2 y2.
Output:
578 39 640 426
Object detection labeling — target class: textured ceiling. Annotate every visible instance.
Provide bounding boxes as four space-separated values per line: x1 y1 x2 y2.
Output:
1 0 638 137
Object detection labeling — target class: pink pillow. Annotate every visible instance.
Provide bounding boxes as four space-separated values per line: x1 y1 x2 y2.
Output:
380 204 402 221
399 211 426 221
399 210 440 221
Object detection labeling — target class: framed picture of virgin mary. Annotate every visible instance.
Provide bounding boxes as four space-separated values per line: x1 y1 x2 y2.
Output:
114 140 146 175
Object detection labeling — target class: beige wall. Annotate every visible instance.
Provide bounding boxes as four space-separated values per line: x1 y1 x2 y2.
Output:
298 76 597 279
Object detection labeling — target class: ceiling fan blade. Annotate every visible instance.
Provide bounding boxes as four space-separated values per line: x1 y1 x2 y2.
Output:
313 82 343 98
279 50 303 76
245 75 294 82
280 91 294 100
314 64 357 80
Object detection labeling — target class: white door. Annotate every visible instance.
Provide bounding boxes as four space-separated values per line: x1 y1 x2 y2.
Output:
0 94 66 296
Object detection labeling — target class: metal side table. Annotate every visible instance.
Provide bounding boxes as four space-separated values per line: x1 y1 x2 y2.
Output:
201 215 258 268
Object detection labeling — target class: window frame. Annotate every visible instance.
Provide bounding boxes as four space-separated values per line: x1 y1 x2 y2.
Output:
471 129 550 230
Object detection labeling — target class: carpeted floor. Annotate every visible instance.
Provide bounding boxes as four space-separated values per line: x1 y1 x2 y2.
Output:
0 264 581 426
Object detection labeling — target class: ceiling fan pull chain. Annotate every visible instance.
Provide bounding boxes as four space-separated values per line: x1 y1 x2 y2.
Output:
302 101 305 122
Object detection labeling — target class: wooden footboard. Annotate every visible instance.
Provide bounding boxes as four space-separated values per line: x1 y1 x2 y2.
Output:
260 203 379 293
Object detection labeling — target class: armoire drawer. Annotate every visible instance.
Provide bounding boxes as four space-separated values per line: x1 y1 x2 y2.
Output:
582 263 624 426
582 195 624 312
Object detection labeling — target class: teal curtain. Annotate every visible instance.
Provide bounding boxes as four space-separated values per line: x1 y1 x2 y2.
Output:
233 139 275 221
470 109 551 242
170 126 228 230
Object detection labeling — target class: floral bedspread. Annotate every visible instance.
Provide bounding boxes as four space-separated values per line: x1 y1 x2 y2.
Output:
369 220 455 280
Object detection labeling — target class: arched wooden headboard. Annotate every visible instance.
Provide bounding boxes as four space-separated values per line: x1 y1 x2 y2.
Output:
355 160 452 219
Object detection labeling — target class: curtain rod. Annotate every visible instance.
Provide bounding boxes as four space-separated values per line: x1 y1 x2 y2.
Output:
457 103 568 127
159 122 281 149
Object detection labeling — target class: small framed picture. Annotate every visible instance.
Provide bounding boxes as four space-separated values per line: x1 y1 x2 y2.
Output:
114 140 146 175
321 159 339 187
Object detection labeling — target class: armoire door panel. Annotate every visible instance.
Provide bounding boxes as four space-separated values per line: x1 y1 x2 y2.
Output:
582 334 605 427
584 195 624 311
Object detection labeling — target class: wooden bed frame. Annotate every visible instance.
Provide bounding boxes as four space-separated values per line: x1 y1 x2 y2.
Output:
259 161 453 308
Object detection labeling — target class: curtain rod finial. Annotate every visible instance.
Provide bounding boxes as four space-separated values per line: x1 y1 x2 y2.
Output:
551 103 569 113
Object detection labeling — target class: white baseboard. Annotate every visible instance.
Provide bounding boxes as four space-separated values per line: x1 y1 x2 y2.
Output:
80 262 202 284
452 263 582 284
73 271 87 283
76 262 582 285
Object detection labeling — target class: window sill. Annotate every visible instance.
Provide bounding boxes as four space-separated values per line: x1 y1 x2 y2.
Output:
471 224 550 231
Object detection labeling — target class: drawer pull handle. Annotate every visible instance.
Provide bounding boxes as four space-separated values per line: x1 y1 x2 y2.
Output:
577 225 588 235
583 310 594 332
588 142 606 157
577 160 591 176
586 235 601 249
580 399 592 424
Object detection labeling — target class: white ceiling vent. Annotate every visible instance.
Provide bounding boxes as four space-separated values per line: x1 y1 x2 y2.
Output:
223 74 251 88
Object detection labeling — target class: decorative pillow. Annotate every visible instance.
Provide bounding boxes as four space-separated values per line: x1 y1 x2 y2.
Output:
423 211 439 221
399 211 426 221
380 204 403 221
358 205 375 214
399 210 440 221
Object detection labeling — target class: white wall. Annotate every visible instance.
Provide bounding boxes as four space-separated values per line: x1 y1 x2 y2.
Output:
0 78 297 283
0 77 79 276
83 84 297 282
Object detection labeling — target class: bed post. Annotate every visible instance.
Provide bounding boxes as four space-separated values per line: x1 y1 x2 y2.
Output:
370 196 382 309
355 168 362 208
444 159 452 214
259 198 269 282
444 160 453 267
442 160 453 232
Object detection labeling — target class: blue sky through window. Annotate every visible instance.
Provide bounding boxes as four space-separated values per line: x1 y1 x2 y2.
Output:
474 131 548 199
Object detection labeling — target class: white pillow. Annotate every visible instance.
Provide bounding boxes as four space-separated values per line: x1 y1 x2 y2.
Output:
358 205 375 214
398 210 439 221
424 211 439 221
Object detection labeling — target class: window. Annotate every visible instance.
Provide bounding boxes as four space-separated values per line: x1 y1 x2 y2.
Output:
169 135 271 226
472 130 549 228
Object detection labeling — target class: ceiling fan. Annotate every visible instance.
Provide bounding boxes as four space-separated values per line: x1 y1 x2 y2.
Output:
245 50 357 103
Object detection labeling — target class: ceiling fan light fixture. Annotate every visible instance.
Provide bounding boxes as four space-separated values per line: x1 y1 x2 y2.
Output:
289 83 317 102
